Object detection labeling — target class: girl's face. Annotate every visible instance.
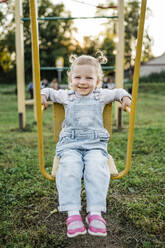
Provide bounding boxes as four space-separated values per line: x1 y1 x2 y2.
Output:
71 64 98 96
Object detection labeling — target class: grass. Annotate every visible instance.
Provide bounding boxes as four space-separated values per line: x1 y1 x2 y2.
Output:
0 83 165 248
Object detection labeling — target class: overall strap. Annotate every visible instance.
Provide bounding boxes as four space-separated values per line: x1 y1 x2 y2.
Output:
93 88 101 101
67 90 76 101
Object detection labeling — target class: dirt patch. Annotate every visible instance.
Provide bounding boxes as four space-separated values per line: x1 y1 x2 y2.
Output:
37 201 142 248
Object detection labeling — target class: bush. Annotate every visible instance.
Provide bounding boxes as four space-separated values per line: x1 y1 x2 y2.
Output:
140 71 165 83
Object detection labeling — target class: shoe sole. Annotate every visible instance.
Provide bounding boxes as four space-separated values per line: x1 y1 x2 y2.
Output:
67 229 87 238
86 217 107 237
88 229 107 237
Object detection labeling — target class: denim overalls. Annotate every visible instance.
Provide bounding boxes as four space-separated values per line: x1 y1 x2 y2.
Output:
56 89 110 213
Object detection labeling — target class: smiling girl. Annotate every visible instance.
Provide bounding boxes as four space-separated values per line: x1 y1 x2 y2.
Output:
41 52 131 238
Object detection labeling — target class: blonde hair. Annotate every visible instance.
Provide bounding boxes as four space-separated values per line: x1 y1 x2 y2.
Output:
68 51 107 88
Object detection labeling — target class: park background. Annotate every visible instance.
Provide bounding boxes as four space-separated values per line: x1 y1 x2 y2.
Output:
0 0 165 247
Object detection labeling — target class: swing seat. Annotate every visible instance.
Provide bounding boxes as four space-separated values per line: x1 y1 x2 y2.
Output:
51 103 118 177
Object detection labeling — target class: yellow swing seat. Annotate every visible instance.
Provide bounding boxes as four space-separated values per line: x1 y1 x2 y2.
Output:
51 102 119 178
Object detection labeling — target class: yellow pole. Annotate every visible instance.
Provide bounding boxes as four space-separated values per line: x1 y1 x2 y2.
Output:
115 0 124 128
29 0 54 181
112 0 147 179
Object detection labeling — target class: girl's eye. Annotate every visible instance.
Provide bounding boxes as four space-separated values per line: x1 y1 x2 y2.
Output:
75 76 80 79
86 77 92 80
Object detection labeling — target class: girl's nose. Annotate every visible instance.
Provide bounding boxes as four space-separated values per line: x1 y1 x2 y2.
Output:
79 78 86 84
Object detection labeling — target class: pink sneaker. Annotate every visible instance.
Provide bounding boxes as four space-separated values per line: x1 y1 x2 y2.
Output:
66 215 86 238
86 214 107 236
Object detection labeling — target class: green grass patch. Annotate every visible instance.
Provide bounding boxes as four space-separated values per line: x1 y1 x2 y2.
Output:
0 84 165 247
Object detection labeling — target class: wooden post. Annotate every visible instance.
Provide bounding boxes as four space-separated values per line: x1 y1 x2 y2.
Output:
15 0 26 129
115 0 124 128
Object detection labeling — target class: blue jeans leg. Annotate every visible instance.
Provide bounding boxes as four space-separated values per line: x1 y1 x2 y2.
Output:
56 149 84 212
83 149 110 213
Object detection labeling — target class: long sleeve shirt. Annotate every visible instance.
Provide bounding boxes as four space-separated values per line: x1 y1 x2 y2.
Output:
41 87 131 107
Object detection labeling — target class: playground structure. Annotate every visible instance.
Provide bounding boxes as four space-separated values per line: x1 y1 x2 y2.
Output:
15 0 125 129
15 0 147 180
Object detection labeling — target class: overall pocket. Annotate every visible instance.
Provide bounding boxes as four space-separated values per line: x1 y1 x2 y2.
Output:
98 131 110 142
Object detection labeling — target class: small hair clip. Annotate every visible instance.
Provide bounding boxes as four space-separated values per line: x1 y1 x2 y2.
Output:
95 50 107 64
69 54 78 63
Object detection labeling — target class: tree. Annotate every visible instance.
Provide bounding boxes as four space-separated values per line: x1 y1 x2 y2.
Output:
141 30 153 63
23 0 78 83
80 36 100 56
0 1 16 81
0 0 79 84
95 1 116 69
101 30 115 67
95 0 153 69
124 0 153 68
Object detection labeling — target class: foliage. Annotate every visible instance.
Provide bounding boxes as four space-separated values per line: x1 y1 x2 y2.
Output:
0 0 80 84
96 0 153 69
140 70 165 83
101 31 115 72
0 0 153 85
141 32 153 63
0 1 16 82
23 0 78 83
124 0 153 68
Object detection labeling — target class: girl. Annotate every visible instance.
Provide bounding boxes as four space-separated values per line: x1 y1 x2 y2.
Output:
41 52 131 238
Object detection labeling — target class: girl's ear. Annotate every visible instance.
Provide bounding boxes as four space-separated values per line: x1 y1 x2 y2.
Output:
69 81 72 89
96 80 100 86
96 80 101 88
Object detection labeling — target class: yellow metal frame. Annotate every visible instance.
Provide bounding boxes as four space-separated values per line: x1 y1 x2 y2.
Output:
29 0 147 181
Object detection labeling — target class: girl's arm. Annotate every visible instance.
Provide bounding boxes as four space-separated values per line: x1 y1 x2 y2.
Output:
101 88 132 107
41 88 68 109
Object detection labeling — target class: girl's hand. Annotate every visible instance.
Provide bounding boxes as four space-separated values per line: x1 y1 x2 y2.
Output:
41 94 48 109
121 96 131 111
